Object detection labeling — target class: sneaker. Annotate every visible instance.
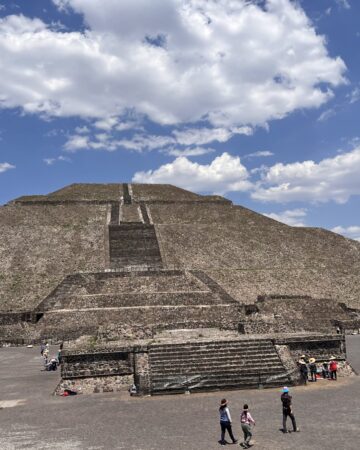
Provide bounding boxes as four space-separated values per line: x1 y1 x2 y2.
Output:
232 440 238 444
294 428 300 432
283 430 289 434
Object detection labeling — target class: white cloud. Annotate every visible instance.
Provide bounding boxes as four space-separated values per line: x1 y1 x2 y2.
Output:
335 0 351 10
133 152 252 194
252 147 360 204
245 150 274 158
166 147 215 157
94 117 118 131
63 134 89 151
43 155 71 165
347 86 360 104
173 127 253 146
264 208 307 226
332 225 360 241
75 125 89 134
117 134 175 152
317 108 336 122
0 1 346 130
0 162 15 173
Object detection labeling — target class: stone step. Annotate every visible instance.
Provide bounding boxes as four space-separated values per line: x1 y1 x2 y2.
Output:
65 292 224 308
150 338 272 349
149 349 277 361
151 366 285 379
150 352 280 364
151 379 286 394
150 364 285 376
150 342 274 353
151 374 288 392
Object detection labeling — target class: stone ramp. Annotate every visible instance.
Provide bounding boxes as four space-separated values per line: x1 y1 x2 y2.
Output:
149 338 290 394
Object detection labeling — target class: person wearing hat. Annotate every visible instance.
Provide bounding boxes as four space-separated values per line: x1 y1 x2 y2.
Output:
218 399 238 446
240 404 256 448
298 359 308 385
309 358 317 382
281 387 299 433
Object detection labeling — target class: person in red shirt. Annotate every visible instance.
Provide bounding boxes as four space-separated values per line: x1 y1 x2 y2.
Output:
329 357 338 380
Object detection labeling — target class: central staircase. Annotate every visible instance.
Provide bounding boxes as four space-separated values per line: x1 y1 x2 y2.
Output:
149 338 290 394
109 223 163 268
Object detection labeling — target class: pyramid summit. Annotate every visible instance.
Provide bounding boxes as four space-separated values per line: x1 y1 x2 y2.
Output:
1 182 359 393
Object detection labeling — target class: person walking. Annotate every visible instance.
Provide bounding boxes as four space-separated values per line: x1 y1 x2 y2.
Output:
218 399 238 446
329 357 338 380
281 387 299 433
240 404 255 448
309 358 317 382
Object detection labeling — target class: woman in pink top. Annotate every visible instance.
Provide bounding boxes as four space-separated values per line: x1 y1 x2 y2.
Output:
240 404 255 448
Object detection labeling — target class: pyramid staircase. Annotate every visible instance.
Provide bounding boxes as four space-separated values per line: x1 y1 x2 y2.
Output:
149 338 290 394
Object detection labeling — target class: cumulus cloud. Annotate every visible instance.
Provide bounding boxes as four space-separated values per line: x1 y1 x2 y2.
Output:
332 225 360 241
252 147 360 204
0 0 346 129
0 162 15 173
133 152 252 194
263 208 307 226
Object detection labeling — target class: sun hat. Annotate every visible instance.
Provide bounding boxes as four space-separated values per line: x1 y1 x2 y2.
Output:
298 359 306 364
220 398 228 406
309 358 316 363
282 386 289 393
301 354 306 358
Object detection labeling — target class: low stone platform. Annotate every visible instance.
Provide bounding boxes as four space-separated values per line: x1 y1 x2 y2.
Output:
57 332 350 395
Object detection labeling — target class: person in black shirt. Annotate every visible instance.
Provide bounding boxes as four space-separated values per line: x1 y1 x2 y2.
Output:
281 387 300 433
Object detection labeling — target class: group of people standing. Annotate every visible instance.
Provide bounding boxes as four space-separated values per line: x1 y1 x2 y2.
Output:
298 355 338 384
40 342 62 371
219 386 300 447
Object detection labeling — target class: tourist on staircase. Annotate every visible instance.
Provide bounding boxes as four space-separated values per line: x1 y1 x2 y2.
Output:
218 399 238 446
240 404 256 448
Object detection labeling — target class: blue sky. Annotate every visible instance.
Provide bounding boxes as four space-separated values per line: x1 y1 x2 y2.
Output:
0 0 360 240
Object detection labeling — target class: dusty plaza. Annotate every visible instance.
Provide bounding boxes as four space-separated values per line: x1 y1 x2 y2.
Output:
0 337 359 449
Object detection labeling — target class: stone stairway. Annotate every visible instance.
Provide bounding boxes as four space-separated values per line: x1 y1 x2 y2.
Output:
149 338 290 394
109 223 163 268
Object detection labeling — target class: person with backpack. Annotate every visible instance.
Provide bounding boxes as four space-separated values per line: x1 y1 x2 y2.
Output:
240 404 255 448
329 357 338 380
281 387 300 433
218 398 238 446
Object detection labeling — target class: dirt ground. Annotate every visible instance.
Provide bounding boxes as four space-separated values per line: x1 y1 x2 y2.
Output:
0 336 359 449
